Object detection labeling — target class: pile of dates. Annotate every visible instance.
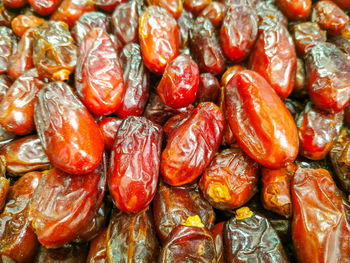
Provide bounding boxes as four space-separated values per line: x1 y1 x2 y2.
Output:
1 0 350 261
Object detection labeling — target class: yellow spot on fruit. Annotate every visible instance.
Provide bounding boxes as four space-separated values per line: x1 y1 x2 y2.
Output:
236 207 253 220
183 215 204 227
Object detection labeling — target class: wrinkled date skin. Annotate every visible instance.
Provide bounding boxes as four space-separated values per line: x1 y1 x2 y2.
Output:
307 42 350 112
0 171 42 263
0 135 50 176
223 211 288 263
161 102 224 186
106 208 159 262
293 58 308 97
86 228 107 263
7 28 34 80
292 168 350 263
184 0 211 16
51 0 96 28
153 180 215 242
291 22 327 57
0 74 12 102
111 0 140 45
116 43 150 118
147 0 182 19
219 2 258 62
297 102 343 160
261 164 295 218
109 116 162 213
98 117 122 152
95 0 127 12
276 0 311 21
163 111 192 142
28 0 60 16
256 1 288 27
11 15 45 37
71 12 110 45
195 73 220 104
330 132 350 194
190 17 225 75
34 243 89 263
178 9 194 49
76 28 125 115
0 26 16 74
0 2 15 27
199 2 224 28
158 225 217 262
29 164 106 248
211 222 224 263
330 35 350 56
34 81 104 175
139 6 179 74
0 176 9 212
157 54 199 109
311 0 349 36
250 19 296 99
225 70 299 169
33 21 77 81
0 68 45 136
199 148 259 210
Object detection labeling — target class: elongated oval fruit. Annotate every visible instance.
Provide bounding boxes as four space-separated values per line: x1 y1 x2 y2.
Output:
34 81 104 175
109 116 163 213
161 102 225 186
225 70 298 169
75 28 125 115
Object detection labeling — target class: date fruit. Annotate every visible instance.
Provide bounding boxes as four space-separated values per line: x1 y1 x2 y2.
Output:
11 15 45 37
0 26 16 74
276 0 311 21
98 117 122 152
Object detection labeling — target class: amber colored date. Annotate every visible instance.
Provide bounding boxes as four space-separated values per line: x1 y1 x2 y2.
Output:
0 2 15 27
223 207 288 263
256 1 288 27
297 102 343 160
7 28 34 80
116 43 150 118
29 164 106 248
211 222 224 263
0 68 45 136
51 0 96 28
34 81 104 175
0 176 9 212
98 117 122 152
220 2 258 62
0 171 42 263
11 15 44 37
292 168 350 262
250 19 296 99
157 54 199 109
261 164 295 218
109 116 162 213
106 208 159 262
0 75 11 103
195 73 220 104
199 148 258 210
0 135 50 176
199 2 224 28
307 42 350 112
95 0 127 12
76 28 125 115
276 0 311 21
86 228 107 263
29 0 60 16
184 0 211 16
147 0 182 19
159 224 217 262
0 26 16 74
153 180 215 242
225 70 299 169
161 102 224 186
34 243 89 263
33 21 77 81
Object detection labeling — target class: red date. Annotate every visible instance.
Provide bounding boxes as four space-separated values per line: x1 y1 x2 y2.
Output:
98 117 122 152
195 73 220 104
184 0 211 16
211 222 224 263
163 111 192 142
147 0 182 19
256 1 288 27
28 0 60 16
3 0 27 9
0 26 16 74
199 2 224 28
86 228 107 263
276 0 311 21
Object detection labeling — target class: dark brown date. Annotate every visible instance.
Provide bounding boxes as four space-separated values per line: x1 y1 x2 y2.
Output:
195 73 220 104
178 8 194 49
106 208 159 262
0 176 9 213
153 180 215 242
211 222 224 263
86 228 107 263
34 243 89 263
0 26 16 74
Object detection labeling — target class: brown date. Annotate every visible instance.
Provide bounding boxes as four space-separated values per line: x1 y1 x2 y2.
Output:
261 164 295 218
0 74 12 103
153 180 215 242
178 8 194 49
33 21 77 81
184 0 211 16
250 19 296 99
293 57 307 97
11 15 45 37
98 117 122 152
161 102 224 186
71 11 110 45
0 26 16 74
75 28 125 115
218 85 236 147
7 28 34 80
29 163 106 248
307 42 350 112
292 168 350 262
109 116 162 213
0 68 45 136
116 43 150 118
34 243 89 263
95 0 127 12
225 70 299 169
223 207 288 263
34 81 104 175
28 0 60 16
0 171 42 263
139 6 179 75
256 1 288 27
0 176 9 212
276 0 311 21
219 2 258 62
0 135 50 176
0 1 15 27
332 0 350 10
86 228 107 263
158 223 217 262
147 0 182 19
106 208 159 262
297 102 343 160
211 222 224 263
199 2 224 28
330 35 350 56
190 17 225 75
199 148 259 210
195 73 220 104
